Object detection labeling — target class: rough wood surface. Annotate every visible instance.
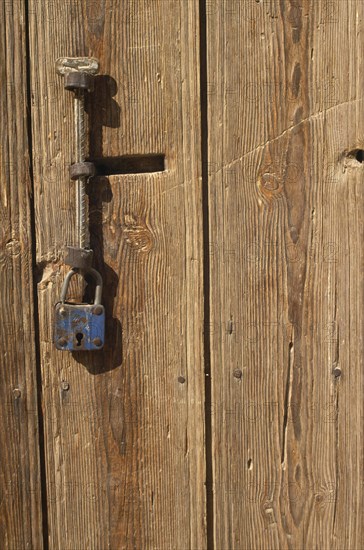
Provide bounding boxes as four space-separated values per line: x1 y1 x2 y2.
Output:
0 1 44 548
208 1 364 548
29 0 205 548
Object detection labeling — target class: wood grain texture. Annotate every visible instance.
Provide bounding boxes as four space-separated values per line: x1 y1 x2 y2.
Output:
207 0 364 548
0 1 44 548
29 0 205 548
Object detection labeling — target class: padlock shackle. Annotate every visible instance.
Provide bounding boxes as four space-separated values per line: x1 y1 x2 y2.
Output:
60 267 103 304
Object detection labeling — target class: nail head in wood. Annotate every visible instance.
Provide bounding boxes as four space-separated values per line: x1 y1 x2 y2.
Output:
333 367 342 378
13 388 21 399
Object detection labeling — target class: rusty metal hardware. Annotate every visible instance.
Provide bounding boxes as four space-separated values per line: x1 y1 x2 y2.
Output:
55 57 105 352
64 71 95 92
69 161 96 180
56 57 99 75
54 268 105 351
56 56 100 249
64 246 94 269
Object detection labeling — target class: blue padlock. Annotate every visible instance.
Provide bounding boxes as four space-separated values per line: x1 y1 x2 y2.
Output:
54 267 105 351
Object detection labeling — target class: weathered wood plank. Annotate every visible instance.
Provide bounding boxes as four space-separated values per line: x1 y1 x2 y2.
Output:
0 1 44 548
208 0 364 548
29 0 205 548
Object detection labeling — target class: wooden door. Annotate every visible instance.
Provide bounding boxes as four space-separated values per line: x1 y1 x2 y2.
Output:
29 1 205 548
2 1 364 549
0 2 44 548
207 0 364 548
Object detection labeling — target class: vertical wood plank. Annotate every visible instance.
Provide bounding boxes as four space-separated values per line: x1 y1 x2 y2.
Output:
208 0 364 548
0 1 44 548
29 1 205 548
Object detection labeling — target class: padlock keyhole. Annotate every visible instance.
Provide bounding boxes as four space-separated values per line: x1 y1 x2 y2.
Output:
75 332 84 346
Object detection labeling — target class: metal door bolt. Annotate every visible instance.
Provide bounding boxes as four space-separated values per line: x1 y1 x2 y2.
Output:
56 57 99 249
55 58 106 352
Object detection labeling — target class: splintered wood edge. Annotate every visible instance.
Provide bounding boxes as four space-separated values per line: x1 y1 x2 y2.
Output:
56 57 100 75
